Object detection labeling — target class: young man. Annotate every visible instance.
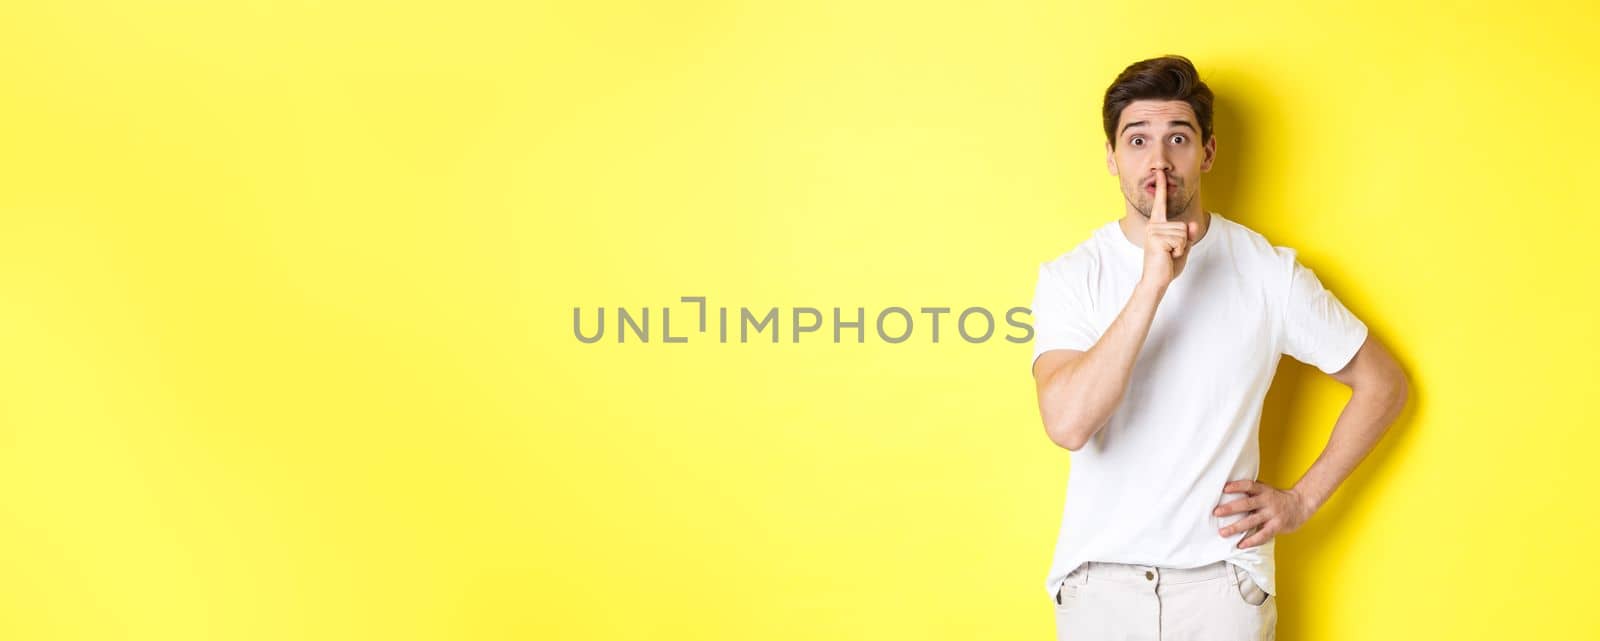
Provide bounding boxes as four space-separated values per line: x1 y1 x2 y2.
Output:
1031 55 1409 640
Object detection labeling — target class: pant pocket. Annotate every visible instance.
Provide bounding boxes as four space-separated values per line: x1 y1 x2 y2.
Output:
1054 566 1086 607
1230 564 1270 607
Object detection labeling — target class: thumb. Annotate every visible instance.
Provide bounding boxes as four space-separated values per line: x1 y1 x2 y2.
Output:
1187 221 1198 241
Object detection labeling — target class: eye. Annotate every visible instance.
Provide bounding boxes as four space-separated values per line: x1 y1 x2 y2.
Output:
1171 134 1186 144
1130 136 1144 146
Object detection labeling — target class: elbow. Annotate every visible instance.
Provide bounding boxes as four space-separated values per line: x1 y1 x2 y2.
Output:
1382 358 1410 409
1349 355 1410 415
1045 418 1089 451
1361 367 1409 419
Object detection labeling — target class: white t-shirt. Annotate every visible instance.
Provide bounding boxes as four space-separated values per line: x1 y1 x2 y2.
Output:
1030 211 1368 601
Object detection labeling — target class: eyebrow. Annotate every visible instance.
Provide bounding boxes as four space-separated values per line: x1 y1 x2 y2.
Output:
1120 120 1198 137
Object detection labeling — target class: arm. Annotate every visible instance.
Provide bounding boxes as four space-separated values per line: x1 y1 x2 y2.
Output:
1215 332 1410 547
1032 170 1197 451
1032 279 1168 451
1289 331 1410 512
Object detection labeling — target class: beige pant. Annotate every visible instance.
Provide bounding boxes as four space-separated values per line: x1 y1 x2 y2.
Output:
1052 560 1276 640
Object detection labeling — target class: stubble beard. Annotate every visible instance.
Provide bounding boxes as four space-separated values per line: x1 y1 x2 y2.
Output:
1133 185 1196 220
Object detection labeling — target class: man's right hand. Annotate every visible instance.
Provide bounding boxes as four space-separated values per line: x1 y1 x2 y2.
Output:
1037 169 1194 450
1141 169 1200 289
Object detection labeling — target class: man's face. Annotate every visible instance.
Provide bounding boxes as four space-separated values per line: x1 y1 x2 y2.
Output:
1106 99 1216 220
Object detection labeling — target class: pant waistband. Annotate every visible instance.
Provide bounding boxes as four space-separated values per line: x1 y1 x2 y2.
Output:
1071 560 1233 586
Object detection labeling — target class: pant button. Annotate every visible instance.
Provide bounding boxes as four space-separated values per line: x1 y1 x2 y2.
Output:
1145 571 1154 580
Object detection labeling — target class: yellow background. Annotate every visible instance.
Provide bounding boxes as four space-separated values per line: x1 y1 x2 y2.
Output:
1 1 1595 639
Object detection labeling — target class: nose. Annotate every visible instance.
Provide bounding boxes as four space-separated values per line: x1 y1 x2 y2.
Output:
1151 151 1172 176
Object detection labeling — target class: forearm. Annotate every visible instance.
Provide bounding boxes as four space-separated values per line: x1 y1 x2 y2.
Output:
1290 380 1409 511
1040 279 1167 448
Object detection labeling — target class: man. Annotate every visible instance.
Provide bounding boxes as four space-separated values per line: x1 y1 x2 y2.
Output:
1030 55 1409 640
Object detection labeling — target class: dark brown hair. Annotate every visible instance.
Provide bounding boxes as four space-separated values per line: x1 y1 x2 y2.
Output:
1102 55 1214 149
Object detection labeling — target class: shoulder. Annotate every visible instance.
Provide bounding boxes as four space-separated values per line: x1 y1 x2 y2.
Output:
1212 214 1301 276
1212 216 1334 316
1214 215 1282 256
1038 223 1111 284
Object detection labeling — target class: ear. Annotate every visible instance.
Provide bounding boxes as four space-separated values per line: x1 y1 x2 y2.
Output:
1106 140 1118 176
1200 135 1217 173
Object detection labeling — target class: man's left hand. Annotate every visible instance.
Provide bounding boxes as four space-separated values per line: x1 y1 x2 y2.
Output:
1214 480 1316 549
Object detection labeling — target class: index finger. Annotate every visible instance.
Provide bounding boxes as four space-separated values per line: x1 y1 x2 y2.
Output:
1151 170 1167 223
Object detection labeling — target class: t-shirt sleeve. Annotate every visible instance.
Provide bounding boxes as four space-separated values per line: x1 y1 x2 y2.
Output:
1030 260 1098 373
1279 250 1369 375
